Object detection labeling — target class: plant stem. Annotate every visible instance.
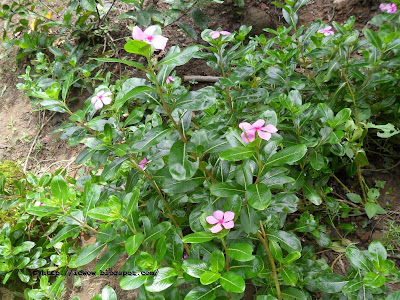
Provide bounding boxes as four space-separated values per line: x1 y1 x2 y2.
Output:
331 173 352 193
341 66 360 125
69 215 98 234
257 222 282 300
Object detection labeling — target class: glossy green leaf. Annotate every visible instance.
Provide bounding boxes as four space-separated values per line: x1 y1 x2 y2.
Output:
220 146 254 161
210 182 245 197
264 144 307 169
120 275 149 290
101 157 128 181
246 183 271 210
210 250 225 273
363 272 386 288
169 141 199 181
267 230 302 253
200 271 221 285
51 175 68 203
220 271 245 293
182 232 215 243
303 184 322 205
124 40 151 57
93 58 146 71
131 126 171 152
145 267 178 292
227 243 255 262
158 46 199 67
125 233 144 255
71 242 106 268
280 268 297 286
144 222 171 242
182 259 209 278
184 285 218 300
46 225 80 248
346 246 373 272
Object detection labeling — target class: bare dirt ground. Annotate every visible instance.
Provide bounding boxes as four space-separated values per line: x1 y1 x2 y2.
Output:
0 0 398 299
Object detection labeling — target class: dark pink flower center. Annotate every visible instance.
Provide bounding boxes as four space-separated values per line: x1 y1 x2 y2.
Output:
218 219 224 224
147 36 154 41
254 127 261 131
98 95 103 99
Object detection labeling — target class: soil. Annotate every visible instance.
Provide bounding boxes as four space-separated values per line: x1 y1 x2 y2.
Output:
0 0 399 299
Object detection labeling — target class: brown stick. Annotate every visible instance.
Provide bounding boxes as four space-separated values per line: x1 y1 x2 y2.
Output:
183 75 221 83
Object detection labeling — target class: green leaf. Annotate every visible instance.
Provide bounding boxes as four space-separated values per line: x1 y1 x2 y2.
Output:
363 272 386 288
120 275 149 290
246 183 271 210
176 86 217 110
80 0 96 11
310 152 326 170
368 241 387 269
191 8 209 29
210 250 225 273
346 246 373 272
124 40 151 57
210 182 245 197
365 202 385 219
83 182 101 220
331 108 351 128
280 268 297 286
316 273 348 293
125 233 145 255
386 291 400 300
158 46 199 67
51 175 68 203
131 126 171 152
94 246 123 273
46 226 80 248
13 241 35 255
184 286 218 300
347 193 362 203
113 86 155 110
145 267 178 292
182 232 215 243
281 288 308 300
227 243 255 262
240 205 259 234
269 240 283 262
71 242 106 268
177 22 197 39
26 206 62 217
220 146 254 161
264 145 307 169
101 157 128 181
100 286 117 300
267 230 302 253
144 222 171 242
94 57 146 71
363 28 382 49
169 141 199 181
62 71 75 101
220 271 246 293
283 251 301 264
88 207 119 222
200 271 221 285
182 259 209 278
124 107 144 126
230 256 264 279
302 184 322 205
342 279 363 294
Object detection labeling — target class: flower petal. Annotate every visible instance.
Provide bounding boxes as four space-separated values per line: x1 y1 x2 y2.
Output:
132 26 145 40
91 96 99 104
102 97 112 105
213 210 224 220
219 31 231 35
241 131 255 143
139 158 148 165
144 25 157 36
257 130 272 141
210 31 220 39
210 224 223 233
252 119 265 128
206 215 218 224
264 124 278 133
324 26 332 30
239 122 253 131
94 100 103 110
223 211 235 222
151 35 168 50
222 221 234 229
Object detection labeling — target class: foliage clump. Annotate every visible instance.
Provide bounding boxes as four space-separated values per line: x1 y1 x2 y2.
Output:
0 161 24 193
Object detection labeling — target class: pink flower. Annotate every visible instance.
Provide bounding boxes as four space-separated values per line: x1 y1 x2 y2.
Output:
132 26 168 50
91 91 112 110
206 210 235 233
380 3 397 13
121 183 126 189
34 201 44 207
239 120 278 143
182 254 188 262
210 30 231 39
166 76 175 84
317 26 334 36
138 158 148 170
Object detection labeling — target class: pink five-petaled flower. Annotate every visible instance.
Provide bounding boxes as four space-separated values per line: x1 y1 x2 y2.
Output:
380 3 397 13
132 25 168 50
91 91 112 110
166 76 175 84
210 30 231 39
206 210 235 233
239 120 278 143
138 158 148 170
317 26 334 36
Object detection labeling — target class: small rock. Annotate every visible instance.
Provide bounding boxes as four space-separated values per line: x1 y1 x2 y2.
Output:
243 6 276 35
371 231 384 241
260 3 267 10
361 231 370 243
